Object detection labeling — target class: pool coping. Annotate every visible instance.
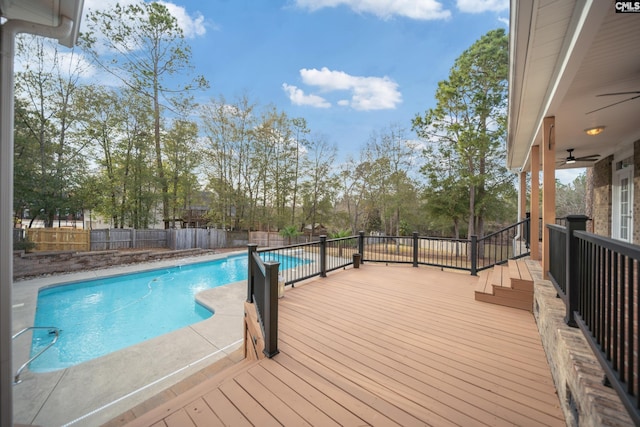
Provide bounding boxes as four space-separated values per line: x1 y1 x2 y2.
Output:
12 250 247 427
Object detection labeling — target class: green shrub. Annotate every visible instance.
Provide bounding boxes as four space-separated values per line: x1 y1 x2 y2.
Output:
14 239 36 252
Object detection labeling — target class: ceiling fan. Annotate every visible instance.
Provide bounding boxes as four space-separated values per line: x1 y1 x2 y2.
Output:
587 91 640 115
557 149 599 166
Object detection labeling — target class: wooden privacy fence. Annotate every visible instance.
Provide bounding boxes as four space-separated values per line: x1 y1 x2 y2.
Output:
169 228 228 250
91 229 168 250
249 231 309 247
26 228 90 252
19 228 249 252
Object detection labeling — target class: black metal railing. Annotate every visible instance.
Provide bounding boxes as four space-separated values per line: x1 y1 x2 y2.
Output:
361 234 416 265
548 216 640 424
247 244 279 358
255 217 531 288
575 232 640 424
247 217 531 361
547 224 568 297
474 218 531 273
416 235 471 271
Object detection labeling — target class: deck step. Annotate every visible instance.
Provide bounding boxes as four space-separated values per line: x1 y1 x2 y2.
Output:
474 269 492 294
474 260 533 311
508 259 534 292
124 358 259 427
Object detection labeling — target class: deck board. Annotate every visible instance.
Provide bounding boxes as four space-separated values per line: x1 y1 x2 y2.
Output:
124 264 564 427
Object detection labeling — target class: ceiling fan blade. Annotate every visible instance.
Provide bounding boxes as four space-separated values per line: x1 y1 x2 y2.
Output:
587 95 640 114
597 91 640 97
574 154 599 161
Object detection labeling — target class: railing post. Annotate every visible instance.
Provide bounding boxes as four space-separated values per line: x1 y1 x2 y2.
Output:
358 231 365 264
320 235 327 277
413 232 419 267
247 244 257 303
470 235 478 276
263 261 280 358
565 215 588 327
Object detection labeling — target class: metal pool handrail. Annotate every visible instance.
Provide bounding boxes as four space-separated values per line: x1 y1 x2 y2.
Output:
12 326 60 384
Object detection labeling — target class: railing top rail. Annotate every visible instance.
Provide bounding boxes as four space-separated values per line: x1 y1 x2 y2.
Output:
418 235 470 243
478 217 530 241
327 236 358 242
256 240 318 252
546 223 567 232
574 230 640 259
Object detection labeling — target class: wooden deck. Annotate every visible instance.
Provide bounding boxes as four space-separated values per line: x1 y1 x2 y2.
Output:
123 264 564 426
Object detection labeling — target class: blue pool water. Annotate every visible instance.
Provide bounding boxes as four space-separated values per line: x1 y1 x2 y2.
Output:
30 253 307 372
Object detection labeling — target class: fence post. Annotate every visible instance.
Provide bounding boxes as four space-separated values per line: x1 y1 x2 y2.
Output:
565 215 588 327
320 235 327 277
263 261 280 358
413 232 419 267
358 231 365 264
247 244 257 303
470 235 478 276
130 228 136 249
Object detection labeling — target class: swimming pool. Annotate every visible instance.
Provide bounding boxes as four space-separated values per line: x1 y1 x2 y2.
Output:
30 253 308 372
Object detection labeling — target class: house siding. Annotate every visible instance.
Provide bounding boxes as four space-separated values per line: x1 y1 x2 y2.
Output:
592 155 612 239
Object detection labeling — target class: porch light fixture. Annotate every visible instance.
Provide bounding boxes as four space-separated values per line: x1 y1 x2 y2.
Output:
584 126 605 136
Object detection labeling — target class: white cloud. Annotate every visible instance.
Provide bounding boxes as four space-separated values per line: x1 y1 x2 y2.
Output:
282 84 331 108
294 0 451 20
82 0 207 38
456 0 508 13
292 67 402 111
159 2 207 38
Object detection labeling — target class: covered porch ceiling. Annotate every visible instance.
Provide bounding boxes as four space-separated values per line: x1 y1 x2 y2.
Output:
508 0 640 172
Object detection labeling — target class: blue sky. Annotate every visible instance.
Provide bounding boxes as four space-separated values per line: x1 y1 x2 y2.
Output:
80 0 509 161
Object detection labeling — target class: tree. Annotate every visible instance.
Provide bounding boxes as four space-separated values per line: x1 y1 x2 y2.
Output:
300 136 338 232
201 94 257 230
279 225 301 245
336 157 371 233
164 100 200 228
361 125 420 235
413 28 514 239
82 1 208 228
14 35 89 227
556 172 587 218
419 133 469 237
75 86 157 228
290 118 310 225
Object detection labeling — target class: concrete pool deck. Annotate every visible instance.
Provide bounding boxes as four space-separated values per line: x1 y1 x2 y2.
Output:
11 251 247 427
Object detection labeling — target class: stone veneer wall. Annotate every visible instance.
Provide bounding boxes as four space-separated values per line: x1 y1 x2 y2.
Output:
528 260 634 427
13 248 213 280
592 155 612 238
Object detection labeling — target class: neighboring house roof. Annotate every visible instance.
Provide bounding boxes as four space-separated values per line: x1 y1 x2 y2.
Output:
508 0 640 172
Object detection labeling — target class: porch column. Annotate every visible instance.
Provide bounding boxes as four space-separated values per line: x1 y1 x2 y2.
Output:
519 171 527 220
542 116 556 279
530 145 540 261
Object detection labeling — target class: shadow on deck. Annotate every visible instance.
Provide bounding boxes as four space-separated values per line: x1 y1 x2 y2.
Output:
112 264 564 426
